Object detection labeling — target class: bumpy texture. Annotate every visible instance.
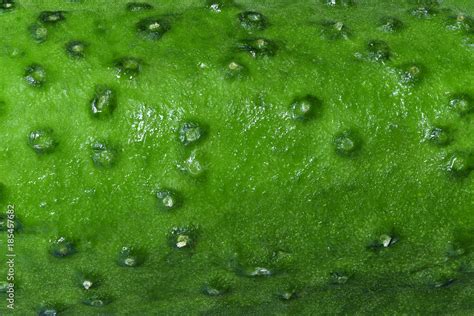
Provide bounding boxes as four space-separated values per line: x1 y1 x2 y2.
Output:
1 0 474 315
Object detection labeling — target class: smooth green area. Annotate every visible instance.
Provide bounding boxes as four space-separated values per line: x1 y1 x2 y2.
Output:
1 0 474 314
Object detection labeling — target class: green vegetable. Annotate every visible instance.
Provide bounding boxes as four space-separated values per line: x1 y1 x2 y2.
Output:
0 0 474 314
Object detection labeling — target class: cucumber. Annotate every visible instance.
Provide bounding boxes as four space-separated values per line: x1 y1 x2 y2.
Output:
1 0 474 314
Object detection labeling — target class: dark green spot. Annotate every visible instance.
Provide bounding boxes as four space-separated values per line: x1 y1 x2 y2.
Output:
126 2 153 12
50 237 76 258
90 86 116 117
289 95 320 121
136 17 170 40
399 63 424 85
38 11 66 24
0 0 15 12
323 0 355 6
0 281 8 293
24 64 46 87
278 287 298 301
76 271 100 290
367 40 391 62
426 126 450 146
433 278 456 288
447 152 472 177
378 16 404 32
242 266 272 277
202 275 232 296
446 13 474 33
238 38 277 58
238 11 267 31
168 225 198 249
179 150 205 177
29 23 48 43
82 295 111 307
334 130 361 157
446 229 474 259
406 0 439 5
117 246 144 267
330 271 350 284
179 122 203 146
156 189 181 211
368 234 399 251
28 129 56 154
320 20 351 40
65 40 86 59
0 214 22 232
224 60 248 79
38 307 60 316
206 0 235 12
113 57 142 79
449 94 473 116
410 6 437 19
91 142 117 169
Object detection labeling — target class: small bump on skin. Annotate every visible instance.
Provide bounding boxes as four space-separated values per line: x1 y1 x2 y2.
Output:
28 129 56 154
367 40 391 62
289 95 321 121
426 126 450 146
0 281 8 293
0 214 22 232
446 229 474 259
29 23 48 43
38 11 66 24
323 0 355 7
399 63 424 85
330 271 350 284
202 275 232 296
278 288 298 301
433 278 456 288
0 0 15 12
179 150 205 177
238 11 267 31
410 6 437 19
334 130 361 157
38 307 60 316
243 267 272 277
446 13 474 33
126 2 154 12
449 94 473 116
76 272 100 290
179 122 203 146
446 152 472 177
168 225 198 249
113 57 142 79
368 234 399 251
237 38 278 58
91 142 117 169
206 0 235 12
90 86 116 117
24 64 46 87
50 237 76 258
378 16 404 33
136 17 170 40
224 60 248 79
117 246 143 267
65 40 87 59
82 295 111 307
156 189 181 211
446 242 466 259
320 20 351 40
